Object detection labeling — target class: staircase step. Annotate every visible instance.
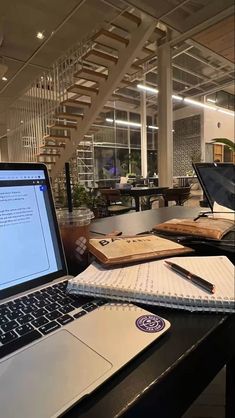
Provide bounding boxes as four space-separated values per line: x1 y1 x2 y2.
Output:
48 123 77 130
111 11 141 33
37 159 56 164
83 49 118 67
78 165 94 168
61 98 91 109
137 46 155 60
67 84 98 97
37 152 60 157
40 143 65 149
74 68 108 84
92 29 129 51
111 93 140 106
43 135 70 141
56 112 83 122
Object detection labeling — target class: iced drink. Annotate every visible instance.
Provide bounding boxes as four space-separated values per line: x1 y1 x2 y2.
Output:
57 208 94 274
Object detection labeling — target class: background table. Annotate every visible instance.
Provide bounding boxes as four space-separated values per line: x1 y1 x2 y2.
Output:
119 186 168 211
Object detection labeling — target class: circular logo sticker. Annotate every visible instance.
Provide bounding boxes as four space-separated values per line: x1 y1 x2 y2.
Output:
135 315 165 333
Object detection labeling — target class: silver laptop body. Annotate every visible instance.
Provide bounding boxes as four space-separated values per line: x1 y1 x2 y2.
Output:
0 162 170 418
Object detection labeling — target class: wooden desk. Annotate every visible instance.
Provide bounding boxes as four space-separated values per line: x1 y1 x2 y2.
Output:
64 207 235 418
119 186 168 211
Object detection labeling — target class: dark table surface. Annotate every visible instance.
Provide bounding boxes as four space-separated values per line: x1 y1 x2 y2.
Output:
90 206 199 235
64 207 235 418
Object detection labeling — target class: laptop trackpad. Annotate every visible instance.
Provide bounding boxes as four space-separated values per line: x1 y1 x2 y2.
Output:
0 330 112 418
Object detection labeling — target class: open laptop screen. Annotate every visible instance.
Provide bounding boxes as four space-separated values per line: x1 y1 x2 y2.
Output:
0 163 67 299
193 162 235 211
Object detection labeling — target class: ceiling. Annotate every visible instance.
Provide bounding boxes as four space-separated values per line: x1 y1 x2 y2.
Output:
0 0 234 137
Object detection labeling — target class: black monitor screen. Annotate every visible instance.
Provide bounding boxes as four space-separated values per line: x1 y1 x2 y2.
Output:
193 162 235 211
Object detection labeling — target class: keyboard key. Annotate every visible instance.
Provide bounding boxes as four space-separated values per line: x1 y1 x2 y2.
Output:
71 299 84 309
57 315 74 326
6 311 23 321
74 310 86 319
39 321 61 335
33 308 48 318
95 300 107 306
17 314 34 325
0 306 11 316
45 310 61 321
59 305 74 314
31 316 49 328
1 320 18 333
34 300 47 308
0 315 10 326
83 304 97 312
0 330 41 359
21 306 34 315
59 297 74 306
0 330 18 345
16 324 34 336
45 302 61 312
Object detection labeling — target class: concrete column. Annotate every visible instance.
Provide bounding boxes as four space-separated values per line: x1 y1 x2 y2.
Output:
140 86 147 178
158 43 173 187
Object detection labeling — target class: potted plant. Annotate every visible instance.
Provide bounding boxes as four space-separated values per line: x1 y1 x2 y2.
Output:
211 138 235 152
73 183 107 218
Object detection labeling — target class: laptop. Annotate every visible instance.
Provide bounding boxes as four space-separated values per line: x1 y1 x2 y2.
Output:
193 162 235 211
0 162 170 418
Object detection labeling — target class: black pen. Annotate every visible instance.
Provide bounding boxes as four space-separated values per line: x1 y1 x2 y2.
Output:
165 261 215 294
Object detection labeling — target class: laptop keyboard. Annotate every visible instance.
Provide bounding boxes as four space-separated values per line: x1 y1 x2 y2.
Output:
0 281 106 359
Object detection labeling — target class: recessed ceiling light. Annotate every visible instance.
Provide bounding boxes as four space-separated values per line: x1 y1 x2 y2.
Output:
36 31 45 40
2 76 7 81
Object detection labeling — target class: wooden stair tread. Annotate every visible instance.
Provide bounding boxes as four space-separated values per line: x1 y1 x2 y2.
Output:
37 151 60 155
111 11 141 32
43 135 70 141
92 29 129 50
68 84 98 93
48 123 77 130
74 68 108 83
67 84 98 97
56 112 83 121
61 99 91 109
83 49 118 67
40 144 65 149
111 93 140 105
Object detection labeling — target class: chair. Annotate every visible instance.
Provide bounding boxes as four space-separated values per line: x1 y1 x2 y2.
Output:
162 186 191 207
99 189 133 216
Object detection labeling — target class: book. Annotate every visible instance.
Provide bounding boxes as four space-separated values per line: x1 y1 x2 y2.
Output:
153 217 234 240
88 235 192 265
67 256 235 313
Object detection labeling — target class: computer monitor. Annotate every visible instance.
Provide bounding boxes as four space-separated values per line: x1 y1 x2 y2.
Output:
193 162 235 211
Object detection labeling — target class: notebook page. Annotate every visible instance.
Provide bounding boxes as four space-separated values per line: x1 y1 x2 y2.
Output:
68 256 234 310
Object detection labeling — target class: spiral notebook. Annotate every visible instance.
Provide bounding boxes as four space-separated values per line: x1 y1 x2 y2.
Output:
67 256 235 313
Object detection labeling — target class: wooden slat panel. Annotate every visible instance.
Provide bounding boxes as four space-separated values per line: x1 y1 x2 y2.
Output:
194 16 235 63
